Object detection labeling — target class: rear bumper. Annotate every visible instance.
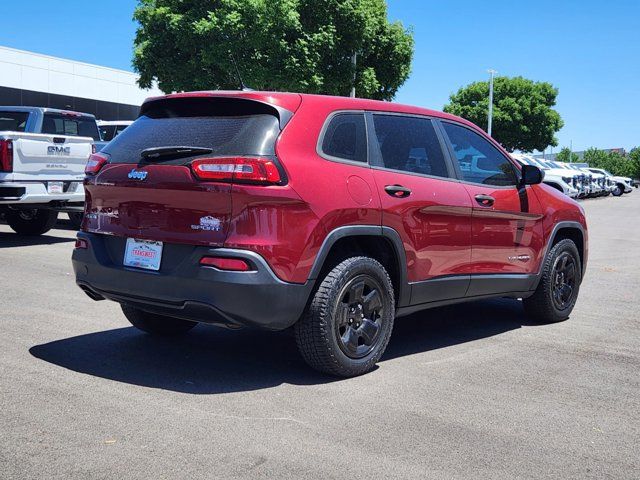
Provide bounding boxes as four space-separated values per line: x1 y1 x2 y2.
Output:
0 181 85 204
72 232 312 331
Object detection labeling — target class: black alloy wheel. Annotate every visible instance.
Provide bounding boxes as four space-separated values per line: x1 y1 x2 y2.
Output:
551 252 577 311
335 275 384 359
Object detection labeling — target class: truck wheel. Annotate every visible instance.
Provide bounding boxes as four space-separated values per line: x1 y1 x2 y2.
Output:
523 239 582 323
6 209 58 236
294 257 395 377
68 212 84 229
612 184 623 196
121 304 197 335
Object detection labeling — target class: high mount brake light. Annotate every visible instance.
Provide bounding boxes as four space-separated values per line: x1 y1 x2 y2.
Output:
191 157 281 184
0 139 13 173
85 152 109 175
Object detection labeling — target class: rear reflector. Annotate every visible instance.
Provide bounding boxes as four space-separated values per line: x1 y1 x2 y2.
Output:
191 157 281 184
200 256 252 271
75 238 88 249
85 152 109 175
0 139 13 173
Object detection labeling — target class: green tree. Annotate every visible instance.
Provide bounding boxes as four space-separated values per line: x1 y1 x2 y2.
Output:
628 147 640 179
443 76 563 152
133 0 414 100
583 148 635 177
556 147 580 163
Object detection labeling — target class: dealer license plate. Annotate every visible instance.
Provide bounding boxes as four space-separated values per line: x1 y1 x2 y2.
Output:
123 238 163 271
47 181 64 194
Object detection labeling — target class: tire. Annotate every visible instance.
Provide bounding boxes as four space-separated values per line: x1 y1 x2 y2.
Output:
6 209 58 236
612 184 623 196
68 212 84 229
121 304 197 336
523 239 582 323
294 256 395 377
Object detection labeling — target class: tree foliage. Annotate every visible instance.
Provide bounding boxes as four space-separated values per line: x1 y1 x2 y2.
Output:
133 0 414 100
583 147 637 177
555 147 580 163
628 147 640 179
443 76 563 153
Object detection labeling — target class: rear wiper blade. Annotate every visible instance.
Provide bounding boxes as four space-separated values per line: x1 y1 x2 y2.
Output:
140 146 213 161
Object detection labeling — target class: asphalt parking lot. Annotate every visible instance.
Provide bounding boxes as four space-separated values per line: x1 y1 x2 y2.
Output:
1 194 639 480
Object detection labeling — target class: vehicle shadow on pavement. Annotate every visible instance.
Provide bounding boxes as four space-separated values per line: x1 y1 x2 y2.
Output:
30 298 534 394
0 232 75 248
383 298 534 361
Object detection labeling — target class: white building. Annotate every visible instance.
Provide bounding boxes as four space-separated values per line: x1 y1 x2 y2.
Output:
0 45 162 120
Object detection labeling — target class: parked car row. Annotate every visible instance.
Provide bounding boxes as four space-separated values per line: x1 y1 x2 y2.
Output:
0 107 131 233
512 154 635 199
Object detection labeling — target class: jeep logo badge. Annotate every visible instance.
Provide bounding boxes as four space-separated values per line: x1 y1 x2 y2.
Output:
128 169 148 181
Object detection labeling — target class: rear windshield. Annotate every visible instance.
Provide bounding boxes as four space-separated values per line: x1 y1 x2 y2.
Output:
0 111 29 132
103 97 282 164
42 113 101 141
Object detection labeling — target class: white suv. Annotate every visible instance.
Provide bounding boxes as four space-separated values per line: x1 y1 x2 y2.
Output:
585 167 633 196
512 154 580 198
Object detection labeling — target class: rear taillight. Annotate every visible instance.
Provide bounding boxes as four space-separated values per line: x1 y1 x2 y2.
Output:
200 256 253 271
191 157 281 184
75 238 88 249
85 152 109 175
91 144 97 154
0 139 13 173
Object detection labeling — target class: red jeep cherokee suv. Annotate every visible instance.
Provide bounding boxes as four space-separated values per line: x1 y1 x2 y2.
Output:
72 91 587 377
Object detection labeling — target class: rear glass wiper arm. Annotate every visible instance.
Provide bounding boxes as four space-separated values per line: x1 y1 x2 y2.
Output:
140 146 213 161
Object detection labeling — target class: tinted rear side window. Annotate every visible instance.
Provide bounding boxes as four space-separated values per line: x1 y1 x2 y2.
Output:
321 113 367 163
442 122 517 186
372 115 449 178
42 113 100 141
0 111 29 132
103 98 282 165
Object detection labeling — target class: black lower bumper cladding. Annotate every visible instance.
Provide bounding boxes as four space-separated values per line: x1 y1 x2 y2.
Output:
72 232 312 331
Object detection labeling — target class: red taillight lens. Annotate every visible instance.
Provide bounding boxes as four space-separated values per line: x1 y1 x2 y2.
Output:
200 256 253 271
75 238 88 249
191 157 281 184
85 152 109 175
0 139 13 173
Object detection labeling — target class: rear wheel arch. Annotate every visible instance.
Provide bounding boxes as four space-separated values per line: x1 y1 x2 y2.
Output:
308 226 409 307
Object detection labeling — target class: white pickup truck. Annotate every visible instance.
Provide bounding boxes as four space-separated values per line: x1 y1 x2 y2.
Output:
0 107 100 235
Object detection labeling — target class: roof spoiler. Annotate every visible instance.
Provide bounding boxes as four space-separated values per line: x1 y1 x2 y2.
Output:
139 96 294 130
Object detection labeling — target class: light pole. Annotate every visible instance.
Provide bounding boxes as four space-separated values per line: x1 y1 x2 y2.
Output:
487 69 497 137
350 52 357 98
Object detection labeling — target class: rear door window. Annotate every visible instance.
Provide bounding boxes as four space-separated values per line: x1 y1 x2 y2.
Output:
0 111 29 132
320 113 367 163
103 97 283 165
372 114 450 178
42 113 101 141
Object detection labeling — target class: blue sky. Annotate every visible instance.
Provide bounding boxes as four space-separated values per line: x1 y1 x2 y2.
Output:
0 0 638 152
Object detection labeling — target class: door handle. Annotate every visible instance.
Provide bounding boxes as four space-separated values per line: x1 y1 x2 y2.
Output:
475 194 495 207
385 184 412 198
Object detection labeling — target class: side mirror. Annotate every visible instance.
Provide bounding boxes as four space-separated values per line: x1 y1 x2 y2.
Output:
520 164 544 186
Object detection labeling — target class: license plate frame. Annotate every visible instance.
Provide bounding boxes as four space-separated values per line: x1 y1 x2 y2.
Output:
123 238 163 271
